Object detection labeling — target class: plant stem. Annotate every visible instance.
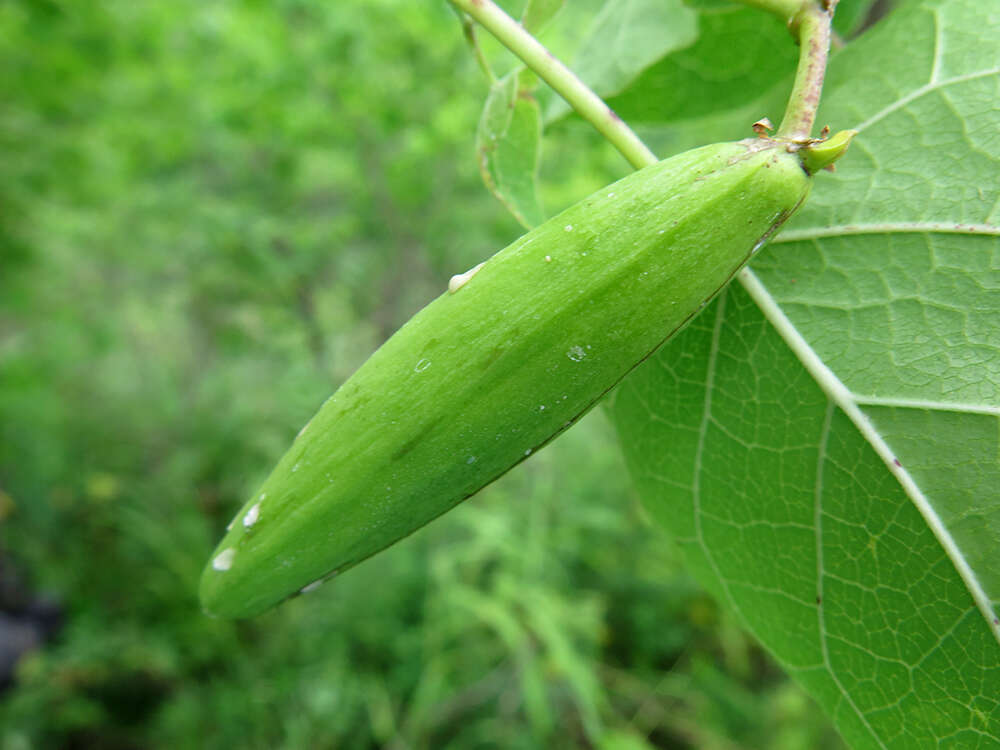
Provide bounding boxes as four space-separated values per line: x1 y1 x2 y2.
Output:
776 2 833 140
449 0 658 170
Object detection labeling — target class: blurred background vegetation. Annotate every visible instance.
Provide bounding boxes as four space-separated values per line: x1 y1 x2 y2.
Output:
0 1 847 747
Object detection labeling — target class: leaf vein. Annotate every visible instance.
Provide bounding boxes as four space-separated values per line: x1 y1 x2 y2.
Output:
693 287 746 620
853 396 1000 416
813 401 887 748
773 222 1000 242
738 267 1000 645
853 67 1000 134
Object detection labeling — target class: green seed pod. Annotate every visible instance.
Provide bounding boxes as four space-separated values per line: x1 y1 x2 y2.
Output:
201 137 828 618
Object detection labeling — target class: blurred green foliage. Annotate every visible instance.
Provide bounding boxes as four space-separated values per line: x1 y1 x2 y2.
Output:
0 1 845 747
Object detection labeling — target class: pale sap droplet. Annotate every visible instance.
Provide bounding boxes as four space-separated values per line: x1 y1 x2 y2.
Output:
448 261 485 294
213 548 235 571
567 345 587 362
539 405 546 411
544 255 552 262
292 462 300 473
297 421 310 439
466 456 477 465
226 519 234 531
300 579 324 594
524 449 532 456
564 225 573 232
657 229 665 235
414 358 432 373
243 502 261 528
607 192 615 198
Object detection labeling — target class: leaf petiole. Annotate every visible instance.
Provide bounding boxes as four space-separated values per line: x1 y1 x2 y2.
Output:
734 0 835 140
777 2 834 140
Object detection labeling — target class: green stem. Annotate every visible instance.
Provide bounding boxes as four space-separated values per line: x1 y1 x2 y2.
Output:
776 2 833 140
735 0 834 140
449 0 658 170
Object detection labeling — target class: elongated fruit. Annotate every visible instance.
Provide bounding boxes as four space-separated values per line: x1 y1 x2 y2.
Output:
201 135 848 618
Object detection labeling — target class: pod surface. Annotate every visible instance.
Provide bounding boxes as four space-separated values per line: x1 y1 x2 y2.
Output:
201 138 812 617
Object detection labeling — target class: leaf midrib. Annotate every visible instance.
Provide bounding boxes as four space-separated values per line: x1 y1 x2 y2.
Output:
736 266 1000 646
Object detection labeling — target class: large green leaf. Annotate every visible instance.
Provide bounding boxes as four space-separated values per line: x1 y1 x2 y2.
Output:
604 4 797 125
546 0 698 122
610 0 1000 746
550 0 876 128
476 69 545 229
560 0 698 108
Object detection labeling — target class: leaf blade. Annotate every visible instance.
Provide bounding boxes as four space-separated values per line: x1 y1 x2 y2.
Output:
546 0 698 121
476 70 545 228
611 0 1000 744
